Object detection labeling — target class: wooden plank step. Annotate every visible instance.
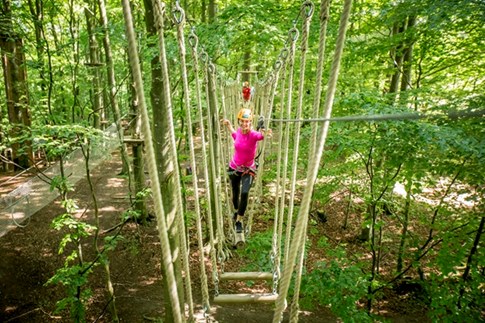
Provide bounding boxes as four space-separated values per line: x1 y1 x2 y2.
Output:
213 293 278 304
219 272 273 281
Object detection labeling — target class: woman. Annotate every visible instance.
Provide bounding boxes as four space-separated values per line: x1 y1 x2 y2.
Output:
222 108 272 233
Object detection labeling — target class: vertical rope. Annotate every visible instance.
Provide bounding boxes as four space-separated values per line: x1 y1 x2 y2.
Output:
274 48 289 296
202 55 227 282
173 4 208 318
286 1 314 271
211 69 228 248
152 1 193 319
309 0 330 159
289 3 331 322
219 80 235 232
245 75 276 236
281 26 299 267
273 0 353 321
206 62 226 254
120 1 182 322
188 32 220 299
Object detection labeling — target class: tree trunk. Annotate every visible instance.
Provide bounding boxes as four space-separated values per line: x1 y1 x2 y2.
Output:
397 178 412 272
97 0 141 210
208 0 216 22
458 215 485 307
84 6 103 128
388 21 405 97
242 48 251 82
201 0 206 23
143 1 185 320
68 0 81 122
399 16 416 107
0 0 33 170
27 0 46 91
128 63 147 222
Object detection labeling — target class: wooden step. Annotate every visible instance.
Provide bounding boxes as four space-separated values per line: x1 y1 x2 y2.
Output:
219 272 273 281
213 293 278 304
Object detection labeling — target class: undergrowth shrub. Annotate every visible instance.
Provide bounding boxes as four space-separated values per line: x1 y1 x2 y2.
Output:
299 237 371 322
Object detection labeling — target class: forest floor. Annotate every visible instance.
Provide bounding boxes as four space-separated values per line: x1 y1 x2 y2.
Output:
0 151 430 322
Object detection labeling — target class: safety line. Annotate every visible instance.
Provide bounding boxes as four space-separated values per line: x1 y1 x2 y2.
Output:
270 109 484 123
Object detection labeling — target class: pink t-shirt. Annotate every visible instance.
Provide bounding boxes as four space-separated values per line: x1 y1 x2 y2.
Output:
229 128 264 170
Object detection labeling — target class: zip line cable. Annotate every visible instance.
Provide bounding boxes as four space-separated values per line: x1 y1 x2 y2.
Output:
270 109 485 123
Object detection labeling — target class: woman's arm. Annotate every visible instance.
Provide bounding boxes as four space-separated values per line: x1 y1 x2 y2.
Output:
222 119 236 134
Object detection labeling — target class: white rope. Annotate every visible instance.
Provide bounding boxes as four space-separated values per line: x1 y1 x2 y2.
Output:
273 0 353 321
152 2 194 319
188 31 220 301
121 0 183 321
288 3 314 321
281 26 299 271
271 109 485 123
309 0 330 160
173 4 208 317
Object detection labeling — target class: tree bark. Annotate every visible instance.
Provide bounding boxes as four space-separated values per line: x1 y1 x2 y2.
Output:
84 6 103 128
143 0 185 320
388 21 405 96
0 0 33 169
208 0 216 22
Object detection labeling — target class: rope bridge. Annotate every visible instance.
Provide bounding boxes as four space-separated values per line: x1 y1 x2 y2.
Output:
118 0 353 321
119 0 477 322
0 0 478 322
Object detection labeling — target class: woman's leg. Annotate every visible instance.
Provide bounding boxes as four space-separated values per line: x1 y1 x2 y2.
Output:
237 173 254 217
229 171 241 211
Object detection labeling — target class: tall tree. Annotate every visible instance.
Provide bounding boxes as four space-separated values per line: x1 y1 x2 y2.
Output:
0 0 33 169
143 0 186 320
84 4 103 128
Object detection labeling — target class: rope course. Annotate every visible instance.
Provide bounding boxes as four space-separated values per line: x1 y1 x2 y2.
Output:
0 0 480 322
117 0 481 322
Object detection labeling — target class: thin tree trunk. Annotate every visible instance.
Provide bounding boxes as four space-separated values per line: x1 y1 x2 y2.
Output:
27 0 46 91
458 215 485 307
68 0 81 122
208 0 215 22
0 0 33 169
399 16 415 107
82 139 119 322
97 0 141 208
128 63 147 222
400 16 415 92
201 0 206 23
397 178 412 272
388 21 405 97
84 7 102 128
242 48 251 81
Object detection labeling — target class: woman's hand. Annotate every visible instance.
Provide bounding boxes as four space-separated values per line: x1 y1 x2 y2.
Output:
221 118 230 127
221 118 235 133
263 128 273 138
